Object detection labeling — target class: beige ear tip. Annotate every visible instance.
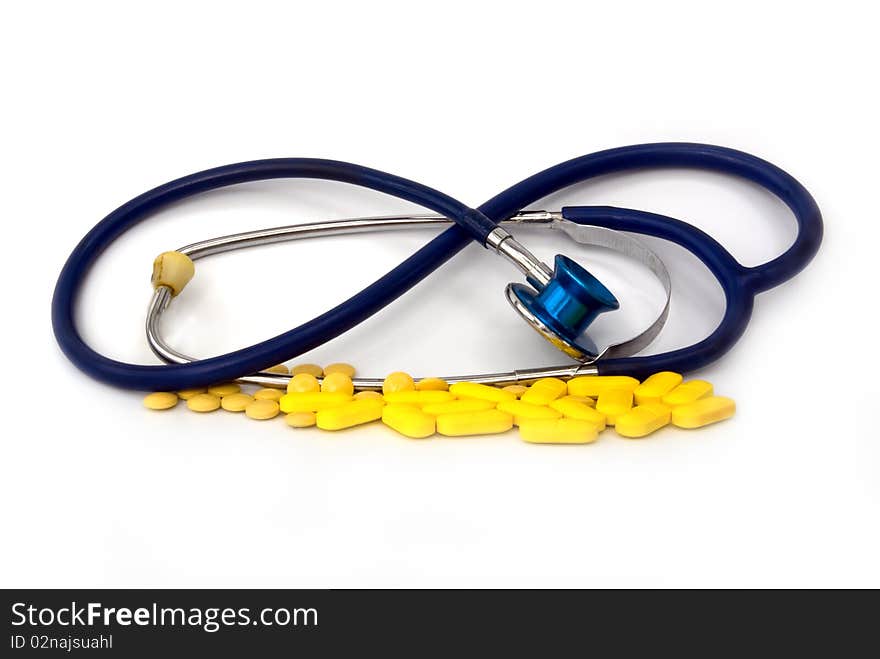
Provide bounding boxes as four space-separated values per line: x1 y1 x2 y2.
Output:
151 251 195 296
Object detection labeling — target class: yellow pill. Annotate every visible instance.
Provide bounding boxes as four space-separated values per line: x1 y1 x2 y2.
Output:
383 390 455 405
662 380 714 406
567 375 640 398
501 384 528 398
422 399 495 416
520 378 567 405
596 389 633 426
207 383 241 397
497 400 562 425
633 371 683 405
558 394 595 407
353 390 384 401
548 397 606 430
416 377 449 391
186 393 221 412
316 398 384 430
220 392 254 412
382 404 436 439
285 412 316 428
383 371 415 395
245 399 280 420
615 404 672 438
519 418 600 444
143 391 178 410
265 363 290 375
254 388 284 402
291 363 323 377
324 362 356 378
321 372 355 396
448 382 516 404
287 372 320 394
671 396 736 429
436 409 513 437
176 388 206 400
279 392 352 414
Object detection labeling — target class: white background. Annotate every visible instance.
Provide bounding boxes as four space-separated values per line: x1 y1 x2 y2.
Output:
2 1 878 587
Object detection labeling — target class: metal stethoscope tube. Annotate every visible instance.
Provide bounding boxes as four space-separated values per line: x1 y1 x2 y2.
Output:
146 212 672 389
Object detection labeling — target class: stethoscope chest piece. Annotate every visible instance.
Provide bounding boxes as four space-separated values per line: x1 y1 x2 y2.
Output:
506 254 619 361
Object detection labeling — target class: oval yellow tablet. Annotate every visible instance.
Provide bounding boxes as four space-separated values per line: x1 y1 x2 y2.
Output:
279 392 352 414
186 393 221 412
321 372 355 396
567 375 640 398
316 398 384 430
519 418 600 444
416 377 449 391
220 392 254 412
436 409 513 437
596 389 633 426
548 397 606 430
354 390 384 401
382 404 436 439
383 371 415 395
661 380 714 406
448 382 516 404
265 363 290 375
176 388 206 400
143 391 178 410
615 404 671 438
383 390 455 406
292 363 323 377
324 362 356 378
520 378 567 405
245 399 280 420
285 412 316 428
501 384 528 398
422 399 495 416
253 388 284 402
497 400 562 425
557 394 595 407
287 372 320 394
207 383 241 397
671 396 736 429
633 372 683 405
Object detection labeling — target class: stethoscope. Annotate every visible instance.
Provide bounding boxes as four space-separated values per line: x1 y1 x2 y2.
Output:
51 143 823 391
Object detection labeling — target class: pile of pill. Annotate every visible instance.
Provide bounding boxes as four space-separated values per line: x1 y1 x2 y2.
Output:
142 364 735 443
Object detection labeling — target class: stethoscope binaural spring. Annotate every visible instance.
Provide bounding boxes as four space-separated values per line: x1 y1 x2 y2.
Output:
51 143 823 391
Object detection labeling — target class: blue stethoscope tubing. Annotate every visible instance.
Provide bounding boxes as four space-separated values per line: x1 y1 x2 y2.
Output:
51 143 822 391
